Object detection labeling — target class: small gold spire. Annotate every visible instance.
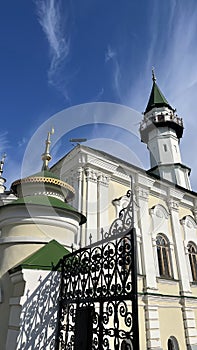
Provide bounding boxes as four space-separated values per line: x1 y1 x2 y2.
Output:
152 67 156 82
41 128 54 171
0 153 6 176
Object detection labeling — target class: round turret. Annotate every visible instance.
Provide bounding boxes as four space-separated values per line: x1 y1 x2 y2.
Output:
0 129 86 276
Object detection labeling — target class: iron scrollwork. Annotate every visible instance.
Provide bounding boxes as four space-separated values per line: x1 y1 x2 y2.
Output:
55 184 139 350
99 189 134 242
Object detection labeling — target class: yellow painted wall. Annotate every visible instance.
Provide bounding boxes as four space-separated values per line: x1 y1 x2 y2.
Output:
191 285 197 298
157 281 179 296
159 305 186 350
179 206 193 220
148 196 168 210
108 180 128 222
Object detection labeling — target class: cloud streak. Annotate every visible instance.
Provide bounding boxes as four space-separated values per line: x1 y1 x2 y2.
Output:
145 1 197 189
35 0 71 99
0 132 9 154
105 1 197 189
105 46 122 101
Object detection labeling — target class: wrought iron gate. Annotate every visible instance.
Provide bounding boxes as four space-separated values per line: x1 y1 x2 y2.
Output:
55 189 139 350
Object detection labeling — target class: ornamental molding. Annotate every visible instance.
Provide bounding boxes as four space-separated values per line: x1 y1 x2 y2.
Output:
143 293 180 305
97 173 110 187
13 177 75 193
86 156 117 174
150 184 168 199
179 297 197 307
76 167 83 181
167 199 179 212
33 191 64 201
68 167 84 182
84 167 98 182
135 185 149 202
112 194 130 209
136 174 155 189
150 204 169 219
180 215 197 229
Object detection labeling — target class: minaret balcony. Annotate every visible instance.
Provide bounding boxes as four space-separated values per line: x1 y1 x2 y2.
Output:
140 111 183 142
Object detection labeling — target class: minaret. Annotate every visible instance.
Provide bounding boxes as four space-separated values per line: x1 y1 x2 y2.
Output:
0 153 6 193
140 69 191 190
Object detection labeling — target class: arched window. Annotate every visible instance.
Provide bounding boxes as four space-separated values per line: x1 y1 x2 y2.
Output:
121 340 132 350
167 336 179 350
188 242 197 281
156 234 172 278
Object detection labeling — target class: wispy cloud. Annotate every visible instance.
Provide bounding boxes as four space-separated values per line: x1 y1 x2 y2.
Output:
90 88 104 102
104 1 197 189
143 1 197 189
18 137 27 148
105 46 122 100
35 0 71 100
0 131 9 154
105 46 116 63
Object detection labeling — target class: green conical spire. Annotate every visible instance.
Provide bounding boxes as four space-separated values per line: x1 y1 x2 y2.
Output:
145 69 173 113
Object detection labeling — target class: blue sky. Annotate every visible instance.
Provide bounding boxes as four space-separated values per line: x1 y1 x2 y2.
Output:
1 0 197 190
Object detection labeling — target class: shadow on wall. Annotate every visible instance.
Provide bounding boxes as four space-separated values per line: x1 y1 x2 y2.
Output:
16 271 60 350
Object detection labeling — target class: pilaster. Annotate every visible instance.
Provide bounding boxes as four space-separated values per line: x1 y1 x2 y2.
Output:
85 167 98 244
167 194 191 295
6 271 24 350
167 191 197 349
97 173 110 240
180 298 197 350
143 296 163 350
135 183 157 291
71 167 85 246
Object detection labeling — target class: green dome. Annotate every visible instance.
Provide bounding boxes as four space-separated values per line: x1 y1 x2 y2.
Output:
7 195 86 225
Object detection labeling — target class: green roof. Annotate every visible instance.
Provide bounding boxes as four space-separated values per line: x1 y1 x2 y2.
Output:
9 240 69 272
6 195 86 224
145 81 173 113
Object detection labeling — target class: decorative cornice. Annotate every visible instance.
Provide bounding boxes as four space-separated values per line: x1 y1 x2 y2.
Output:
168 188 184 201
86 156 117 173
12 177 75 193
136 173 155 189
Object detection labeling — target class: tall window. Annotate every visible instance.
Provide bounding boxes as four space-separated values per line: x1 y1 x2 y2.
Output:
156 234 172 278
121 340 132 350
167 336 179 350
188 242 197 281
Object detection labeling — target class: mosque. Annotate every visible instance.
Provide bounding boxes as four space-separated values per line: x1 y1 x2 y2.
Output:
0 71 197 350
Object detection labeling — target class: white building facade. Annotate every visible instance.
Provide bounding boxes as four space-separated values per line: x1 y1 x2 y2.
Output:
0 74 197 349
